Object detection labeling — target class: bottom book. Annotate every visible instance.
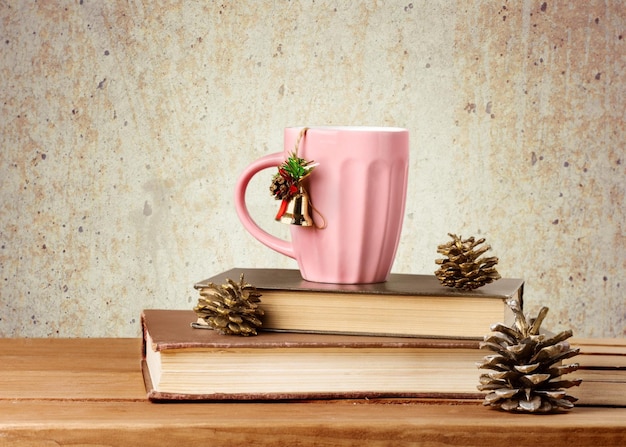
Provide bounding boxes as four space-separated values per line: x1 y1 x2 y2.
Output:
141 309 484 401
566 338 626 407
571 375 626 407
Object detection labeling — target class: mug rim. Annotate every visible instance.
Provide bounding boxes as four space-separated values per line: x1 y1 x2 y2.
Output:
287 125 407 132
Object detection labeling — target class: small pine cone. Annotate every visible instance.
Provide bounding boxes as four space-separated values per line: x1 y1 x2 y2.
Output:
194 274 264 336
435 233 501 290
477 299 582 413
270 173 291 200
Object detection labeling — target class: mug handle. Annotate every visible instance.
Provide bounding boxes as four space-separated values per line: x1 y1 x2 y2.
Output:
234 152 295 259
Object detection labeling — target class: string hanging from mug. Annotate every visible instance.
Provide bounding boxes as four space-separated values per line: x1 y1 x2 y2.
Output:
269 127 325 228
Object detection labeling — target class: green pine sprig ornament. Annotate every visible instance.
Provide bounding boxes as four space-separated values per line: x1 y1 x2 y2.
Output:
281 152 316 183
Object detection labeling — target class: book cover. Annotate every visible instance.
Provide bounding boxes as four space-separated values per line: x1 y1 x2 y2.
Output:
194 268 525 339
142 309 484 402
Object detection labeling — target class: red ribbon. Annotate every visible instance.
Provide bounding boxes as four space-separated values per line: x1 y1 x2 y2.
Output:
275 199 289 221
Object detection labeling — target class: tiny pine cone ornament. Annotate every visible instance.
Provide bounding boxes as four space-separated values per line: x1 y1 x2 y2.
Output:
435 233 501 290
477 299 582 413
269 173 293 200
194 274 264 336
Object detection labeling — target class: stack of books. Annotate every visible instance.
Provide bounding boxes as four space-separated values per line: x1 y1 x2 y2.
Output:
142 268 525 402
142 269 625 406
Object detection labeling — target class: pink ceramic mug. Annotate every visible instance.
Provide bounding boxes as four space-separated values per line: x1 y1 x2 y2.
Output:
235 126 409 284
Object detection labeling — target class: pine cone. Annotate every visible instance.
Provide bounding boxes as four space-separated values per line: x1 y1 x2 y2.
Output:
194 274 264 336
270 173 293 200
477 299 582 413
434 233 501 290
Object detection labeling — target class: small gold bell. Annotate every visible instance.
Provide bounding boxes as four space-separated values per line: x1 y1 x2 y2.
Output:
280 190 313 226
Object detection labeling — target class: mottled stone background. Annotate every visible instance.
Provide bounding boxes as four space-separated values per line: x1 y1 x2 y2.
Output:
1 1 624 338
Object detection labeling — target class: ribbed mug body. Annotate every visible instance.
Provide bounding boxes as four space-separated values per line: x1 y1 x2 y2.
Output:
287 126 409 284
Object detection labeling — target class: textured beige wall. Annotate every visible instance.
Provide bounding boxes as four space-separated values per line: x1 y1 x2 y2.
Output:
1 1 624 338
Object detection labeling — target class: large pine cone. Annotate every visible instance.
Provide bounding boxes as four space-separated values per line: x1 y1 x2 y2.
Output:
435 233 501 290
477 299 582 413
194 274 264 336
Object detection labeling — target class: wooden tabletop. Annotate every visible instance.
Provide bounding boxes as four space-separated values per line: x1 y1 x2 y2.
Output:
1 338 625 446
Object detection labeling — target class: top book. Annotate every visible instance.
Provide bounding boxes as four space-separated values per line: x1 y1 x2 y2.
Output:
194 268 524 339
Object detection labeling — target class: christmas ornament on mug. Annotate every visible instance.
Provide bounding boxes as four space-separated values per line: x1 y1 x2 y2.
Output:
269 127 319 227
